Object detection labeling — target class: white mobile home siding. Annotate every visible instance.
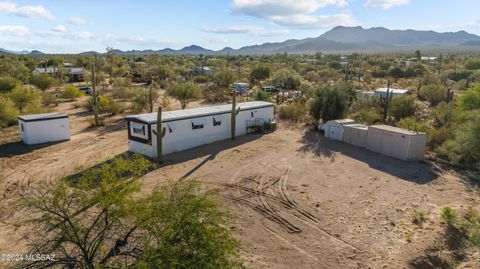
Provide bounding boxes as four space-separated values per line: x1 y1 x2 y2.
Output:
126 102 274 158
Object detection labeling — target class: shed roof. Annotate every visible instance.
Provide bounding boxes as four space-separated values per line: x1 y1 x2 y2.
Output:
369 125 425 135
18 112 68 122
343 123 368 130
324 119 356 125
126 101 274 124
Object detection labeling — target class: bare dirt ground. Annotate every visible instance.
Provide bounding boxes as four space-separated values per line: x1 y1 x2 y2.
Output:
1 101 479 268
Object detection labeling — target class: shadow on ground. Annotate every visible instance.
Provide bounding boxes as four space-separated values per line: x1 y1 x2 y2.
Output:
162 133 264 179
0 140 65 158
298 130 440 185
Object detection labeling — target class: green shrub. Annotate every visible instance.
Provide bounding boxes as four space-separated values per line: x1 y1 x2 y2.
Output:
0 76 18 93
29 73 58 91
255 90 272 102
440 207 458 225
418 84 448 106
429 126 454 150
389 95 419 121
0 96 19 127
7 86 42 113
61 85 84 100
104 101 127 115
412 210 427 226
351 109 382 125
41 92 58 107
279 102 307 122
397 117 431 133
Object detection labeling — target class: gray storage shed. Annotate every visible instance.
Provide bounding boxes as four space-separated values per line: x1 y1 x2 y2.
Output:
343 124 368 148
366 125 426 161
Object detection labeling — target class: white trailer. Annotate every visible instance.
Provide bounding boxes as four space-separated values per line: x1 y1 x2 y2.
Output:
321 119 356 141
125 101 275 158
18 112 70 145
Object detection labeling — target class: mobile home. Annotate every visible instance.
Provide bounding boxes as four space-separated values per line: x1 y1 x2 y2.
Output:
18 112 70 145
125 101 275 158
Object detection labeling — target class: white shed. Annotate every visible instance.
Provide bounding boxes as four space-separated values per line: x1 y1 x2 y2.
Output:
366 125 426 161
125 101 275 158
18 112 70 145
374 88 411 98
343 124 368 148
322 119 356 141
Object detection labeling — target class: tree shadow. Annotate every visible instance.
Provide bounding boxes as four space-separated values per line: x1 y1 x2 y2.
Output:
0 140 66 158
297 130 439 184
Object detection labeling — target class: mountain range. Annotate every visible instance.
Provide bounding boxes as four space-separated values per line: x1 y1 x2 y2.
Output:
2 26 480 56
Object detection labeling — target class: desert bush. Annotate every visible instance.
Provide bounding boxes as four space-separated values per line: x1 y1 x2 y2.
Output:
7 86 42 113
0 76 18 93
61 85 84 100
441 207 458 225
458 84 480 111
166 82 201 109
429 126 454 150
111 86 137 100
41 91 58 106
351 109 382 125
0 96 18 127
131 89 159 113
412 210 427 226
104 101 127 115
389 95 419 121
255 90 272 102
397 117 431 133
418 84 448 106
279 102 307 122
29 73 58 91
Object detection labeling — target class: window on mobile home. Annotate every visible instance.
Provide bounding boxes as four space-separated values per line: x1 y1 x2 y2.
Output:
130 122 148 139
213 115 223 126
192 118 207 129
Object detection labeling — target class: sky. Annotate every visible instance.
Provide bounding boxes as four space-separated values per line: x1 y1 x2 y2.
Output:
0 0 479 53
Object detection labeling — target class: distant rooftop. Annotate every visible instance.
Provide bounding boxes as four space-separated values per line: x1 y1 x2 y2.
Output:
375 88 410 94
126 101 274 124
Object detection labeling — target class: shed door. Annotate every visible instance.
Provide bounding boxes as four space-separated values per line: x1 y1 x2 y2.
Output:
329 126 341 140
380 132 394 156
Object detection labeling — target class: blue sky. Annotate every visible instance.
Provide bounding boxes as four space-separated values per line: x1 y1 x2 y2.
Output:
0 0 479 53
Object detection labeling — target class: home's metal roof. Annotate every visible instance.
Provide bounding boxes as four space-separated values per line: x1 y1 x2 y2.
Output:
18 112 68 122
126 101 274 124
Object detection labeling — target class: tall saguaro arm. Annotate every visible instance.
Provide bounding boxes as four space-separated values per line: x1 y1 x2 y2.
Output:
153 107 166 163
231 89 241 140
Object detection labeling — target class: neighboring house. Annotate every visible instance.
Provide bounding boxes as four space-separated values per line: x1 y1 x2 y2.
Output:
233 83 249 94
190 66 213 75
33 66 85 82
374 88 410 98
421 56 437 64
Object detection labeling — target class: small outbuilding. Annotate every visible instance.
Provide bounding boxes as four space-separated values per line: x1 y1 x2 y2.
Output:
322 119 356 141
374 88 410 98
18 112 70 145
125 101 275 158
366 125 426 161
343 124 368 148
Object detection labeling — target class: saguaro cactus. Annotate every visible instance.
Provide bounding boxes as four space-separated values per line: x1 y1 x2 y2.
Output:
155 106 166 163
231 89 241 140
380 80 392 122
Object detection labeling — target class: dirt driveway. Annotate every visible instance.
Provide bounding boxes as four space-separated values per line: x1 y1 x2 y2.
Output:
1 121 478 268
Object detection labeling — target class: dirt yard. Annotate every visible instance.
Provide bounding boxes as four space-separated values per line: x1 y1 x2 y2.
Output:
1 102 479 268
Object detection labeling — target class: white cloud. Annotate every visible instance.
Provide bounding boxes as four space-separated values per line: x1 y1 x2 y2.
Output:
202 24 289 36
230 0 355 29
52 25 67 33
69 16 88 25
74 31 93 39
0 1 55 20
0 25 29 36
208 36 229 43
364 0 409 9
